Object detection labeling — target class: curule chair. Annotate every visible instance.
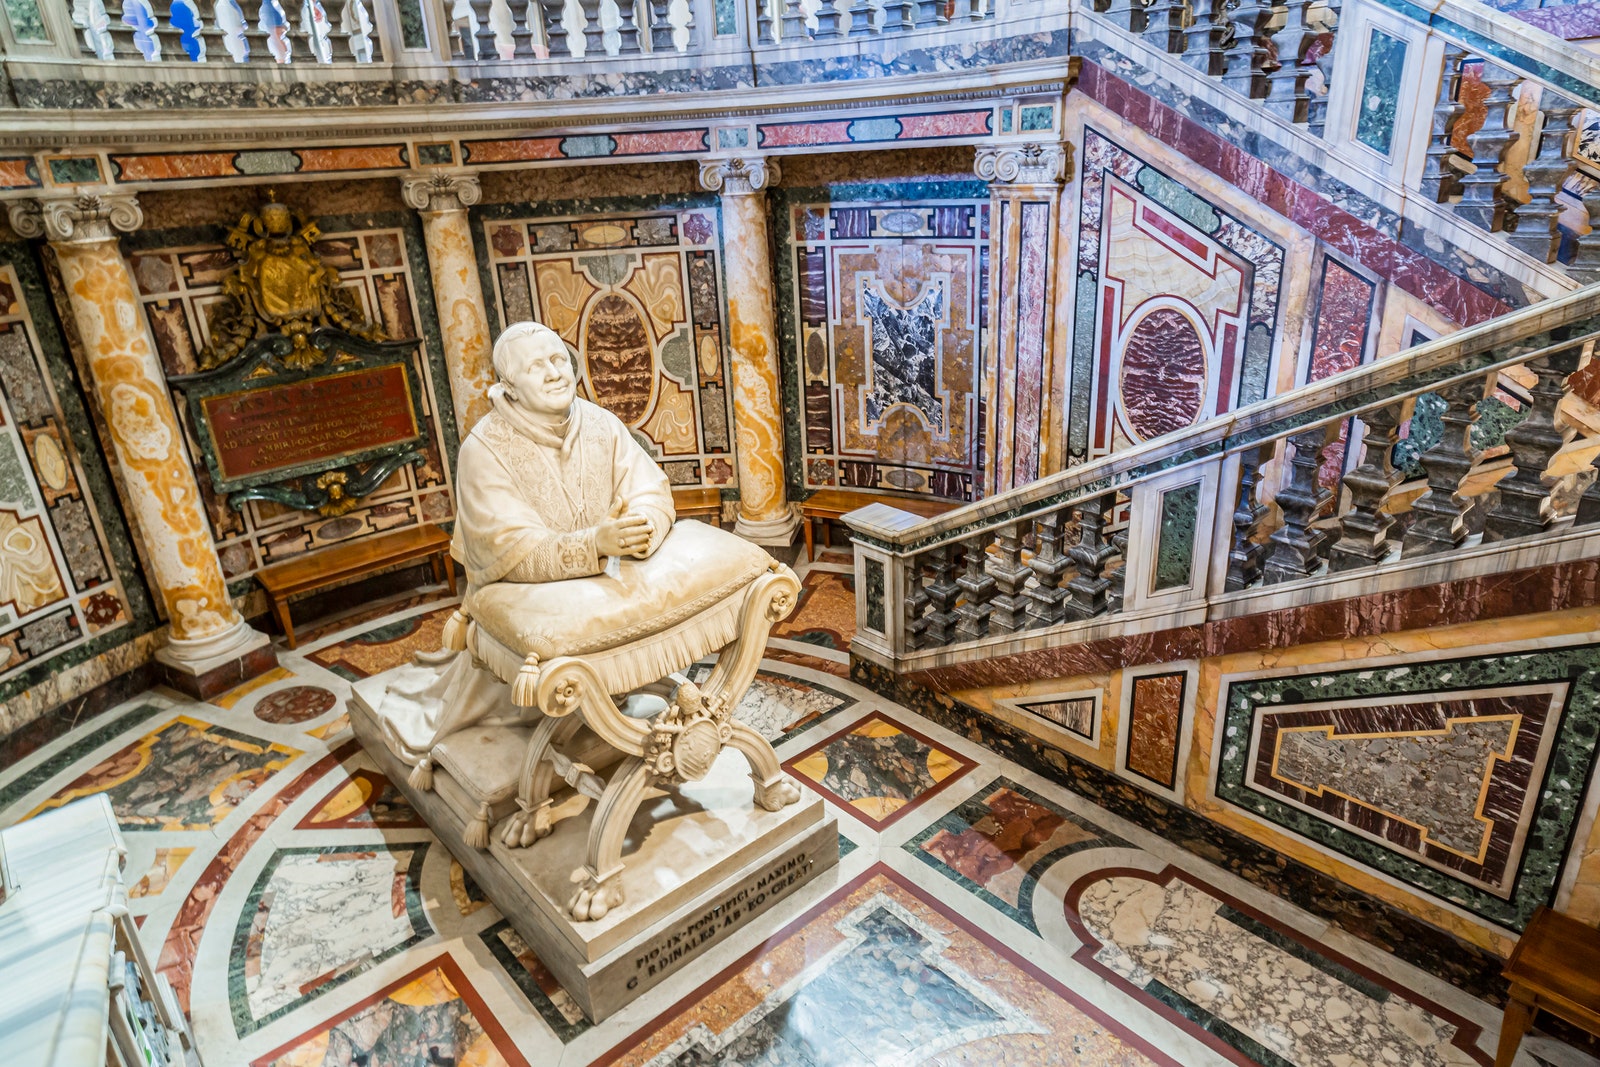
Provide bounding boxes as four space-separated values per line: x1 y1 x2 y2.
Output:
436 519 803 921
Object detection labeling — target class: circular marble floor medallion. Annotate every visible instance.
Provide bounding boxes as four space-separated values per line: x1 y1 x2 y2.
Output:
253 685 339 725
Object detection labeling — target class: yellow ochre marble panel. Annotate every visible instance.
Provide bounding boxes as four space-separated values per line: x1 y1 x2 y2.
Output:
722 194 788 524
420 209 495 432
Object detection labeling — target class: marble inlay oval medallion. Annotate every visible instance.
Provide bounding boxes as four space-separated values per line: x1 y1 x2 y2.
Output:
254 685 339 725
31 432 68 491
584 293 655 425
1119 308 1206 441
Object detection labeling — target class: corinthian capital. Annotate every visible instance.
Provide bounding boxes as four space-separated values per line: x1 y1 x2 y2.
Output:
697 156 780 196
974 143 1071 185
13 192 144 244
401 171 482 213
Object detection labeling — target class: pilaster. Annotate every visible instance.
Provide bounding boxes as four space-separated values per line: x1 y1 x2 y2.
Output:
698 156 801 546
976 141 1071 496
9 192 274 697
401 170 496 434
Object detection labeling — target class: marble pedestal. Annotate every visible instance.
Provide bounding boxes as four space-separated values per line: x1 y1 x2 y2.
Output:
350 677 838 1022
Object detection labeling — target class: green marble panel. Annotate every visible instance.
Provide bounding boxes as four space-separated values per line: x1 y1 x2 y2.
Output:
1020 104 1055 131
865 557 885 633
1153 481 1200 592
396 0 427 48
1356 28 1408 155
2 0 49 42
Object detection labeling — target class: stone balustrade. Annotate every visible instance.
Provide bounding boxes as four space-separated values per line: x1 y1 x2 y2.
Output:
845 285 1600 666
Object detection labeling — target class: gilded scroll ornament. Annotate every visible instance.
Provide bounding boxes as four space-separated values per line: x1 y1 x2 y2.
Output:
198 196 385 371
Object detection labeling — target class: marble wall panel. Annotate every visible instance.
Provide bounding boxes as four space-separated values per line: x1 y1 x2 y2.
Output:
1124 669 1188 790
1304 255 1378 487
0 245 156 712
479 206 734 490
1071 127 1285 464
126 215 458 587
775 184 989 501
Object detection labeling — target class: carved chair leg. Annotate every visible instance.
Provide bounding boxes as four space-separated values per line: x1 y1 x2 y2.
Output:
569 755 652 922
726 721 801 811
697 571 799 710
502 714 584 848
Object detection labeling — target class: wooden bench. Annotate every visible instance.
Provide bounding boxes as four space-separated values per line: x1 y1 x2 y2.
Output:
1496 906 1600 1066
671 486 723 523
258 523 455 649
799 488 960 561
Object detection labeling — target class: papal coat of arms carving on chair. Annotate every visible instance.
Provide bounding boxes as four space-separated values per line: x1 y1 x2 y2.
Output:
198 194 385 371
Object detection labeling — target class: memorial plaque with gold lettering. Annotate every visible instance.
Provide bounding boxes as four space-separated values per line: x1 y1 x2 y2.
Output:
171 327 427 515
203 364 420 484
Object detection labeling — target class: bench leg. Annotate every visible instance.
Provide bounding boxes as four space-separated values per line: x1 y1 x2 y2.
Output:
803 516 815 562
271 596 297 650
442 551 458 596
1494 990 1535 1067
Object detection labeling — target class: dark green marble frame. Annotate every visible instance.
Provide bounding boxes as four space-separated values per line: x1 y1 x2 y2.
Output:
1213 642 1600 931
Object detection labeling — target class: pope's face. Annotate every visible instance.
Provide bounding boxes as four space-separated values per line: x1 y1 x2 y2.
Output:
503 332 576 415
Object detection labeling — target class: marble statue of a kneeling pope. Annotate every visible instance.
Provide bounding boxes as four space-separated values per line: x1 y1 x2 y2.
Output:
377 320 678 764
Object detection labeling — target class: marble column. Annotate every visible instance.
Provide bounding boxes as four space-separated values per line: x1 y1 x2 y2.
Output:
698 156 801 546
401 171 495 434
976 142 1070 497
8 193 273 697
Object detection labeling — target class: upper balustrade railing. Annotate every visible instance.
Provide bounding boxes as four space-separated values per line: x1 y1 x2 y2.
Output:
844 284 1600 668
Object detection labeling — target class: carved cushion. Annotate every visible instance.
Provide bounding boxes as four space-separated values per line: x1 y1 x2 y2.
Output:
467 520 774 663
431 723 533 806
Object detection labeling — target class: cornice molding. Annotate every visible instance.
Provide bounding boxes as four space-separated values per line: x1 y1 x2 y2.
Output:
400 170 482 212
698 155 780 195
8 191 143 243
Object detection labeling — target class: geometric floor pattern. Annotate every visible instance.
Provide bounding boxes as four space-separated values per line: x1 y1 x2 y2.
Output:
0 550 1547 1067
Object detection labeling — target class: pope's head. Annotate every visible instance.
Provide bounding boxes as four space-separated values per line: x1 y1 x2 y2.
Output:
493 321 576 417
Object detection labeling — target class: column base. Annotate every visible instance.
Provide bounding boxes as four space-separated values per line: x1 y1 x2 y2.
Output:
155 620 278 701
733 505 802 548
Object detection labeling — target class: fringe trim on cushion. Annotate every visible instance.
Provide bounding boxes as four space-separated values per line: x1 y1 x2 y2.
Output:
464 801 492 849
512 654 542 707
441 609 470 652
475 593 748 700
408 756 434 792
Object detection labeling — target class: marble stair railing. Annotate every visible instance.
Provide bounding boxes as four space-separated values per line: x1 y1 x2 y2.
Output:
845 284 1600 667
757 0 990 46
66 0 380 62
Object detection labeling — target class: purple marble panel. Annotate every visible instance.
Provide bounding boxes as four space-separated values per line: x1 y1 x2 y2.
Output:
1011 199 1053 487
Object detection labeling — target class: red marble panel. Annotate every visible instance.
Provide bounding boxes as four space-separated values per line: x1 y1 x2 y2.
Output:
1120 309 1206 441
295 145 408 172
757 120 854 148
0 158 38 189
1126 672 1186 788
611 129 709 155
897 110 993 139
463 136 565 163
111 152 238 181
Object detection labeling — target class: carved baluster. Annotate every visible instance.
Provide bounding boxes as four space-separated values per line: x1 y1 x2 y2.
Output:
541 0 572 53
811 0 842 35
1483 350 1582 540
579 0 604 54
1265 0 1312 123
1222 0 1274 100
1105 528 1130 614
468 0 497 58
1064 495 1116 620
954 536 997 641
1225 445 1269 590
913 0 944 27
1505 95 1580 263
1305 0 1341 137
1454 64 1521 232
648 0 674 50
986 523 1033 636
923 544 962 647
1328 404 1403 571
903 557 930 651
779 0 806 37
1578 451 1600 525
1182 0 1227 77
1101 0 1145 34
1263 427 1333 584
885 0 913 30
1025 511 1071 628
511 0 537 56
614 0 640 51
846 0 873 35
756 0 773 40
1401 377 1492 556
1144 0 1184 53
1420 50 1470 203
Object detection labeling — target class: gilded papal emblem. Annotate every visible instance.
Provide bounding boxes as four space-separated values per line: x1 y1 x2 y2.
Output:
197 194 385 371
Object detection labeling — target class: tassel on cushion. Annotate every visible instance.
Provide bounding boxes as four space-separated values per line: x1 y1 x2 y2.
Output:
512 654 541 707
465 801 492 850
408 756 434 792
440 609 469 652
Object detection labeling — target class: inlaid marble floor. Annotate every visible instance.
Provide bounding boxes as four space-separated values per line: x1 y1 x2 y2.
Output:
0 549 1579 1067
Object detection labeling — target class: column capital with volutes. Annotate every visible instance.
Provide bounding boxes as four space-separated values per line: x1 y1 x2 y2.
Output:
974 142 1072 186
400 170 483 213
697 155 781 196
8 191 144 245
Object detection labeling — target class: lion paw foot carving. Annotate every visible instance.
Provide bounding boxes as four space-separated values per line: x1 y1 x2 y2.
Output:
567 875 624 921
499 805 554 849
754 775 802 811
